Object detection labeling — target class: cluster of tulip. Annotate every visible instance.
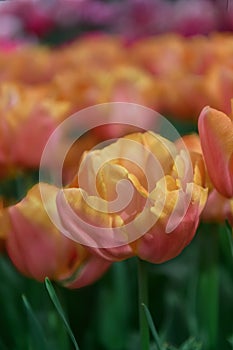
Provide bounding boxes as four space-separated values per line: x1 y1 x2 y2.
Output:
0 34 233 179
0 0 231 40
0 33 232 292
2 34 233 122
0 101 232 290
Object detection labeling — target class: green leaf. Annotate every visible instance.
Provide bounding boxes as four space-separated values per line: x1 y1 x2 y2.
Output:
228 334 233 346
142 303 163 350
45 277 80 350
22 295 49 350
178 338 202 350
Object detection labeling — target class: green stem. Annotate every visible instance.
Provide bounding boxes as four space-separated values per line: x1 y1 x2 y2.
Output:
198 224 219 350
137 258 150 350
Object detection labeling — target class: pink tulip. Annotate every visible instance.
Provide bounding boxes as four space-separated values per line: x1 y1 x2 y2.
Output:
172 0 217 36
2 183 110 287
202 189 233 223
198 106 233 198
178 133 233 225
56 131 207 263
0 84 71 169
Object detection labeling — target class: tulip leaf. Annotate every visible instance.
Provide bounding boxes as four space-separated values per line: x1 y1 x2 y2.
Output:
228 334 233 345
178 338 202 350
142 303 163 350
45 277 80 350
22 294 50 350
163 337 202 350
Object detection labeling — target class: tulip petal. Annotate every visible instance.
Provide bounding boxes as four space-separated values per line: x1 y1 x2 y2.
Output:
56 188 130 249
63 255 111 289
5 184 86 281
198 106 233 198
202 189 231 223
136 182 207 263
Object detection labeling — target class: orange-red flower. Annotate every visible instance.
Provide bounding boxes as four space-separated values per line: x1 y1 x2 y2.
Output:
56 131 207 263
202 189 233 224
198 106 233 198
0 83 71 172
177 133 233 224
2 183 110 288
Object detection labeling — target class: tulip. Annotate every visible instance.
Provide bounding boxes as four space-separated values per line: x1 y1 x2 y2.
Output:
177 133 233 224
0 83 71 171
2 183 110 288
115 0 172 40
129 35 186 77
201 189 233 224
205 66 233 115
175 133 209 188
172 0 217 36
56 131 207 264
198 106 233 198
176 133 202 155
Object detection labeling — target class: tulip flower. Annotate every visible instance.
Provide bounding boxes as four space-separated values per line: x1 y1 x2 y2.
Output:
205 66 233 115
172 0 217 36
176 133 202 155
175 134 209 189
0 83 71 171
2 183 110 288
198 106 233 198
201 189 233 224
177 133 233 224
56 131 207 264
0 0 229 40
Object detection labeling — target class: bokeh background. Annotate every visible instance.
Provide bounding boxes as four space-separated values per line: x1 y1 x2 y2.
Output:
0 1 232 350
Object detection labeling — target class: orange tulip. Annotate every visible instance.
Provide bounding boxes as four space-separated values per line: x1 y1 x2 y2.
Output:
177 133 233 224
56 131 207 263
205 66 233 115
2 183 110 288
129 35 186 78
0 83 71 171
176 133 203 155
201 189 233 224
198 106 233 198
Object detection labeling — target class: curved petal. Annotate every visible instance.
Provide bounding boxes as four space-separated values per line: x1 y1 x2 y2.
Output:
202 189 231 223
56 188 131 250
198 106 233 198
5 183 86 281
135 182 207 263
175 133 202 154
63 255 111 289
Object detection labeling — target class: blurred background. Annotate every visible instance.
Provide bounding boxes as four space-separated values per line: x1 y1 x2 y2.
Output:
0 1 232 350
